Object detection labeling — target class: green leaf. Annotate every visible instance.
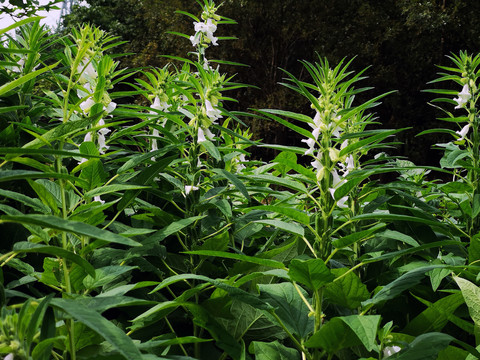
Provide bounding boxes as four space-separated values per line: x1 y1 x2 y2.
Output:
0 188 50 213
362 265 448 306
305 317 362 352
1 215 140 247
201 139 222 161
332 223 386 249
148 274 272 311
249 341 301 360
183 250 287 269
324 268 370 309
391 332 454 360
83 266 137 290
51 298 143 360
0 16 43 36
403 293 464 336
13 242 95 277
340 315 381 352
288 258 334 291
258 282 314 340
246 205 310 225
142 216 205 245
254 219 304 237
26 294 54 348
455 277 480 327
247 174 307 193
0 62 59 97
212 168 250 201
84 184 150 198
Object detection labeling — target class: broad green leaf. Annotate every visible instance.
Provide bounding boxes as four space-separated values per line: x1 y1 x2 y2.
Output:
83 266 137 290
184 250 286 269
202 139 222 161
0 16 43 36
332 223 386 248
247 174 307 193
254 219 304 237
116 155 176 212
249 341 301 360
362 265 448 306
26 294 54 347
142 216 205 246
376 229 420 247
403 293 464 336
149 273 273 311
305 317 362 352
288 258 334 291
455 277 480 327
85 184 150 198
391 332 454 360
352 213 448 230
51 298 143 360
340 315 381 352
117 146 176 173
469 234 480 264
324 268 370 309
0 170 89 188
220 299 263 341
0 188 50 213
246 205 310 225
1 215 140 247
13 242 95 277
213 168 250 201
339 129 404 157
0 62 59 97
258 282 314 340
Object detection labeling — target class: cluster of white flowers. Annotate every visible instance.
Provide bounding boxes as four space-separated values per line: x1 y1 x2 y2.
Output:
149 96 171 153
454 84 471 109
383 345 401 358
302 103 354 209
190 18 218 47
77 57 116 155
198 98 222 143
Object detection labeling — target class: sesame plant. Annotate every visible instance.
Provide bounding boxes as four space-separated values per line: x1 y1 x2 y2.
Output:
1 1 480 360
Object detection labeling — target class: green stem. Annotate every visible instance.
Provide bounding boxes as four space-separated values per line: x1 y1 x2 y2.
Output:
271 312 313 360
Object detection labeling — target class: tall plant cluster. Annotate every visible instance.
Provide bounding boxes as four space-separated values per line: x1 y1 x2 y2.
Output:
0 2 480 360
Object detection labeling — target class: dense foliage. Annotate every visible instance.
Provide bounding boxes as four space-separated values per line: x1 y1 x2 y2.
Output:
62 0 480 164
1 1 480 359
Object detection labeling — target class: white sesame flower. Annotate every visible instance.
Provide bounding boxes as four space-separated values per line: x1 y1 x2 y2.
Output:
98 132 109 154
383 345 401 358
84 132 92 142
190 33 201 47
198 127 207 143
97 119 111 136
94 195 105 204
77 58 97 81
151 128 159 152
345 155 355 173
185 185 199 195
104 101 117 114
150 96 170 113
204 127 215 140
205 99 222 122
79 97 95 113
301 137 316 155
456 123 470 141
191 19 218 46
454 84 471 109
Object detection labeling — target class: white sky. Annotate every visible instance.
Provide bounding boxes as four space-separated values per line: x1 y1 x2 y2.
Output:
0 0 87 32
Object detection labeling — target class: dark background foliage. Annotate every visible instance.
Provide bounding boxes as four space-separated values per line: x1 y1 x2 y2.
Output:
62 0 480 165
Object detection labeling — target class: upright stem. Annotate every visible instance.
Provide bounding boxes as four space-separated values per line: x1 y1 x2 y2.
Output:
57 151 76 360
